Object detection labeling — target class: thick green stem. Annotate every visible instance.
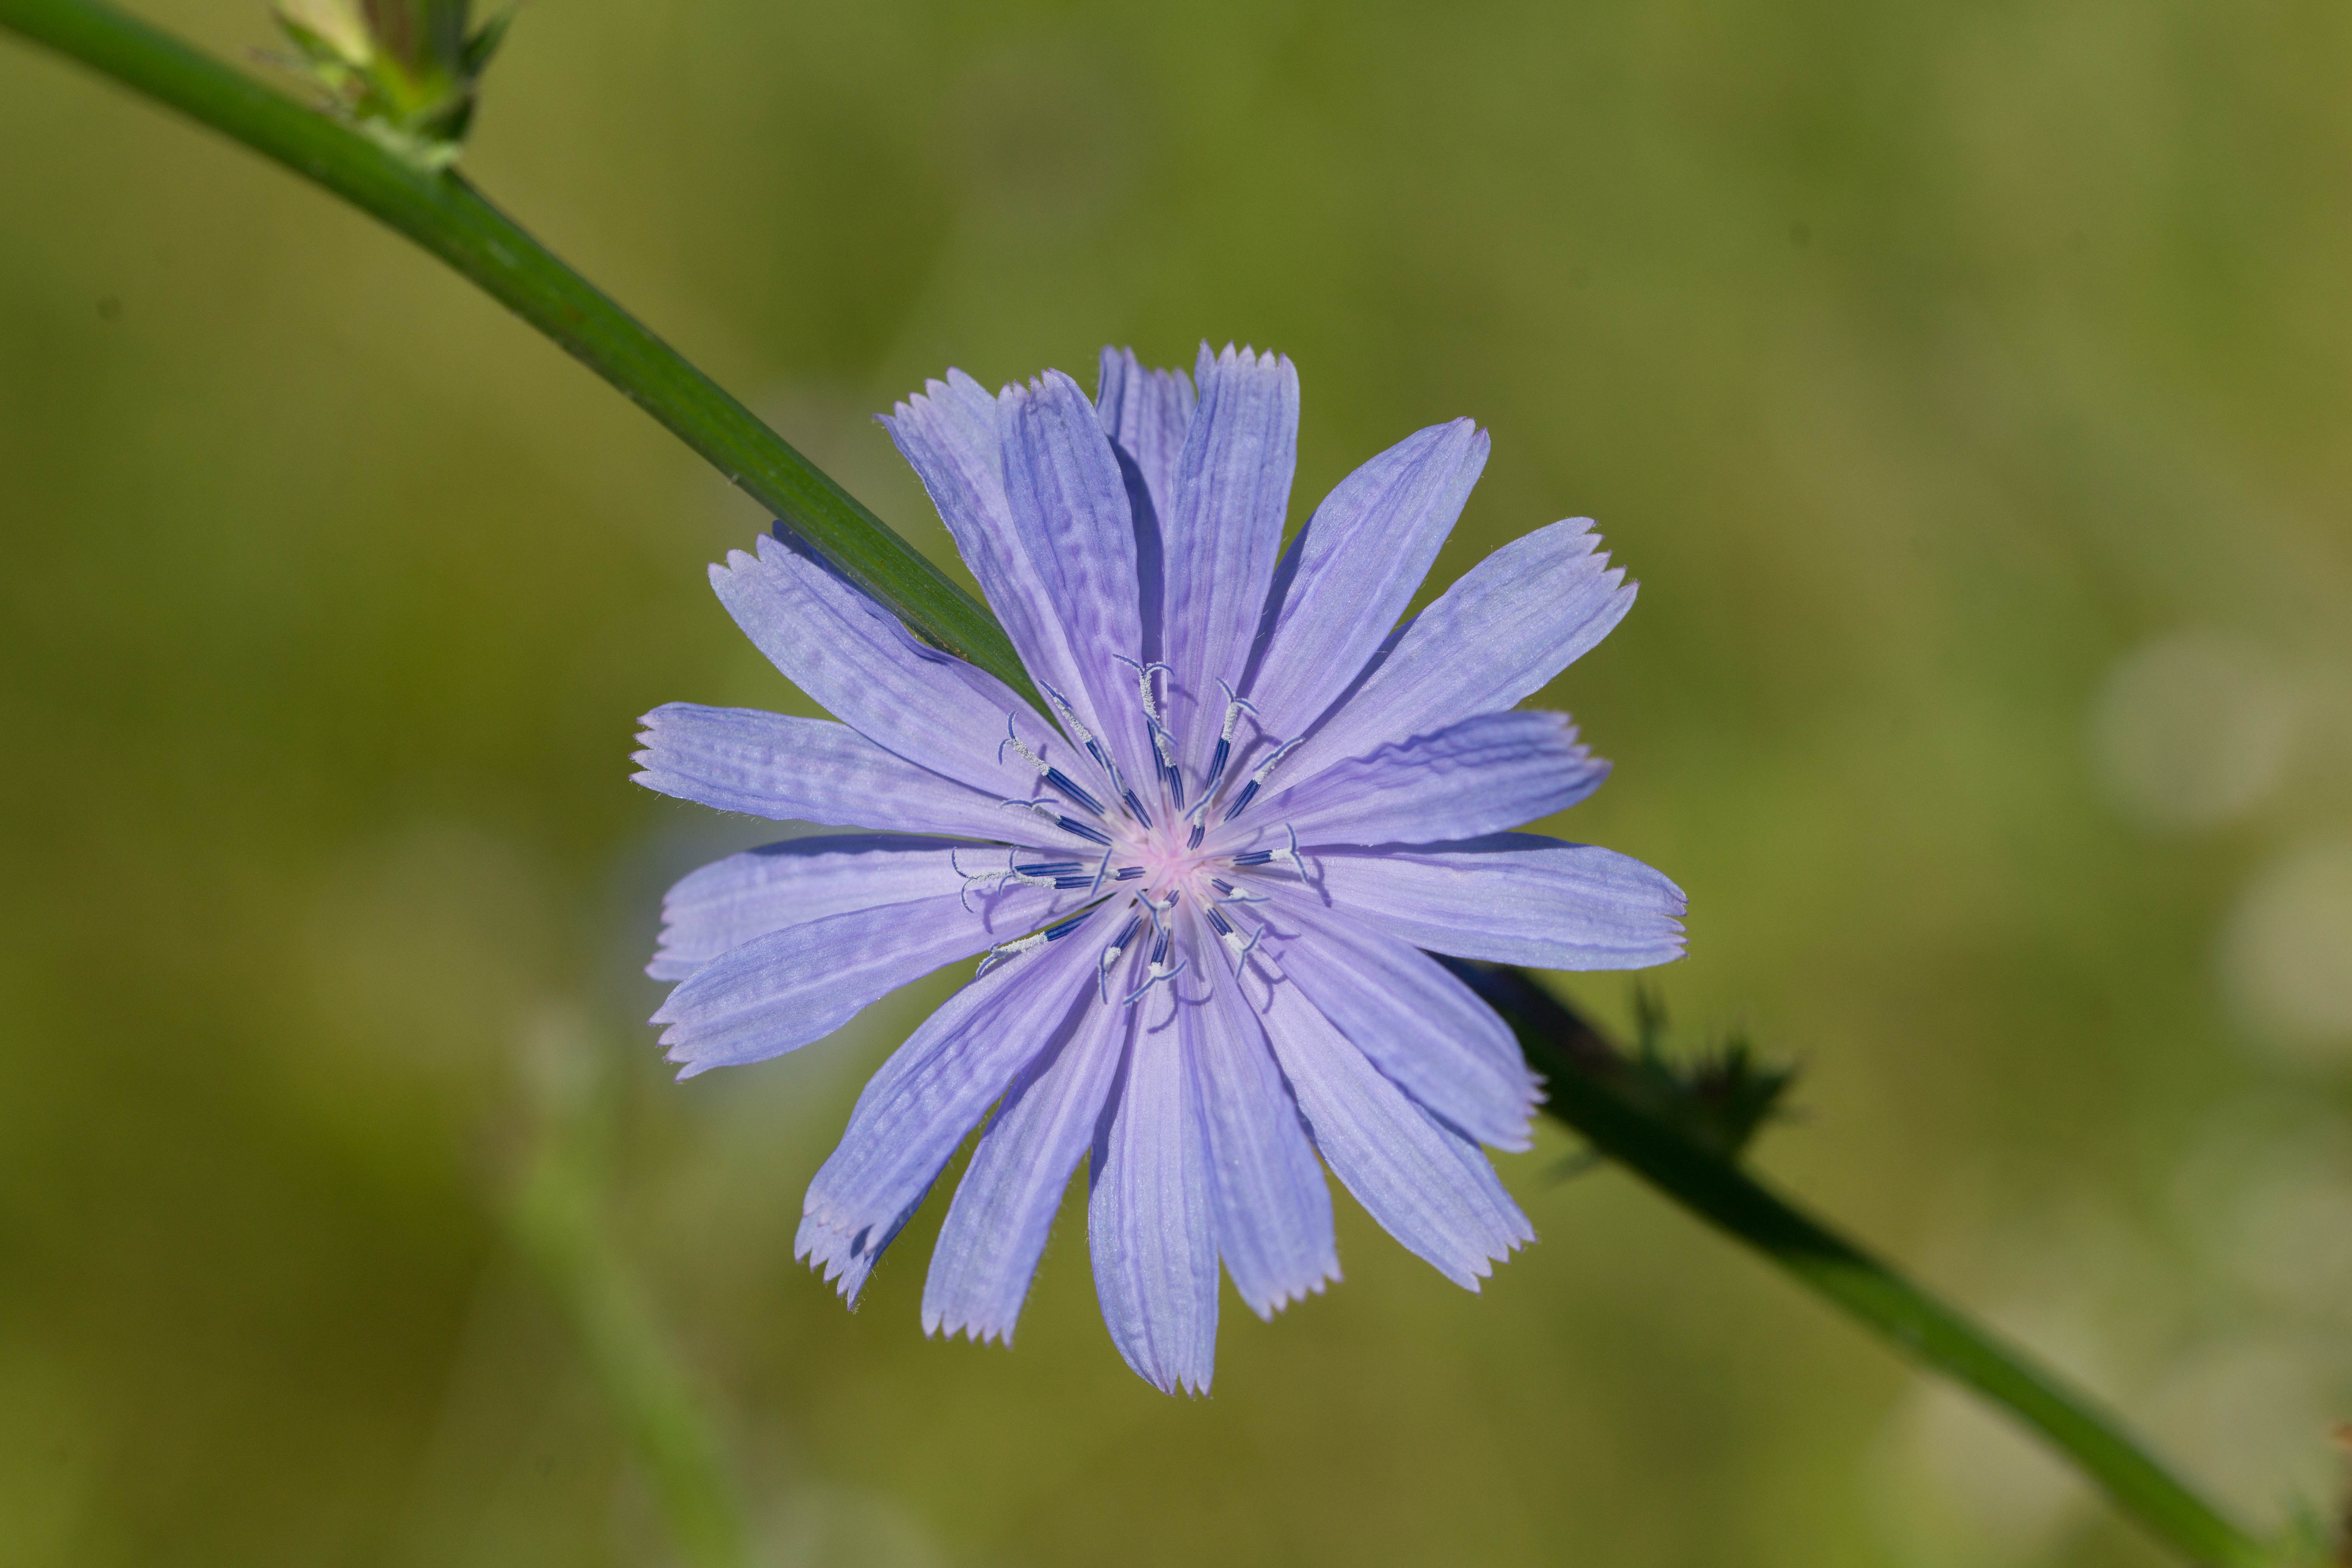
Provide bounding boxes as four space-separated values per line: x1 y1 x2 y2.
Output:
1449 962 2273 1568
0 0 1032 703
0 4 2284 1564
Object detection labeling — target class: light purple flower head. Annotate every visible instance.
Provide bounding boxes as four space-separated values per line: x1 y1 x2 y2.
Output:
634 345 1685 1395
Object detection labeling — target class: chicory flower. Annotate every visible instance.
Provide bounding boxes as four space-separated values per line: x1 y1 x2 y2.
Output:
635 345 1684 1393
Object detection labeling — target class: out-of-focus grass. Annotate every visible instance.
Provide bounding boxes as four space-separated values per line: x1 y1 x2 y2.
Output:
2 2 2349 1564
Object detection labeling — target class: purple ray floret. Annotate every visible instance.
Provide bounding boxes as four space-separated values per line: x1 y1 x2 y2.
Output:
633 344 1687 1395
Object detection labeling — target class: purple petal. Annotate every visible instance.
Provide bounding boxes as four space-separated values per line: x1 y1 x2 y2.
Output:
796 1201 923 1308
1190 920 1338 1319
1313 833 1686 970
651 881 1072 1077
1094 346 1196 532
1162 345 1298 774
710 534 1044 798
922 994 1133 1345
1267 710 1608 847
651 833 972 982
1259 897 1540 1151
798 926 1099 1304
1286 518 1634 780
1251 971 1533 1288
882 372 1120 751
1088 998 1220 1396
996 372 1157 786
1241 419 1488 742
1093 347 1195 669
633 704 1046 844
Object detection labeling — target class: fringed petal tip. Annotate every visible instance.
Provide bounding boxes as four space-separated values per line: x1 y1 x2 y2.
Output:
656 1030 725 1081
1194 340 1296 379
1444 1215 1540 1295
796 1212 888 1308
1482 1056 1557 1155
1638 898 1693 966
1487 1104 1544 1156
885 368 993 424
1240 1265 1340 1324
920 1309 1016 1349
1121 1356 1214 1399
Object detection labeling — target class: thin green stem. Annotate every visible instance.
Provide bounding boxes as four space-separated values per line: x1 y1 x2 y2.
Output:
0 4 2285 1564
0 0 1034 704
510 1027 751 1568
1450 962 2273 1568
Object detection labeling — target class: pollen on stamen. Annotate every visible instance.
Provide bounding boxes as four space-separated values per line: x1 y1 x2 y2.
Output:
978 908 1097 980
975 929 1045 977
1036 679 1126 793
1001 714 1112 817
1221 736 1304 824
949 846 1015 912
994 850 1061 890
1001 799 1114 846
1115 656 1172 726
1122 951 1189 1008
1097 912 1142 1002
1111 657 1188 813
1274 822 1307 877
1203 678 1259 793
1204 903 1264 960
997 716 1048 774
1231 822 1309 875
1118 896 1187 1008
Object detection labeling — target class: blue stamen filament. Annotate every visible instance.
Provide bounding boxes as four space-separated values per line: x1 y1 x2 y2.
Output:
1042 768 1105 816
1201 678 1259 794
1098 912 1143 1002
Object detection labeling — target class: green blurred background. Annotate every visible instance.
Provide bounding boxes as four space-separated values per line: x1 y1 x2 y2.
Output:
5 1 2351 1563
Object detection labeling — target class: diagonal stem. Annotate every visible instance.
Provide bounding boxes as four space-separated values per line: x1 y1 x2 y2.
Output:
0 0 1035 707
0 3 2284 1563
1446 961 2273 1568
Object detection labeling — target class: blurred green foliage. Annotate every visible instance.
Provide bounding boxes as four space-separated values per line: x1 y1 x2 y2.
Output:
3 1 2350 1564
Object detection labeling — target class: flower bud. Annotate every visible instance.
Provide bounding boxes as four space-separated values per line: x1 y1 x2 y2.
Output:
271 0 511 170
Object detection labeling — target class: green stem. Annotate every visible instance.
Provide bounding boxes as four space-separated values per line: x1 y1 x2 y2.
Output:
1450 962 2273 1568
510 1029 751 1568
0 4 2282 1564
0 0 1033 704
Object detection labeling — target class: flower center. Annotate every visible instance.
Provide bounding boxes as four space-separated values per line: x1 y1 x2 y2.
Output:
1116 816 1210 895
967 663 1313 1002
